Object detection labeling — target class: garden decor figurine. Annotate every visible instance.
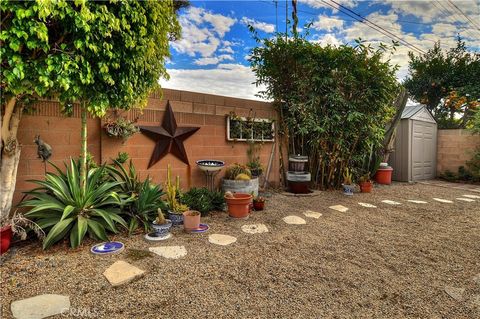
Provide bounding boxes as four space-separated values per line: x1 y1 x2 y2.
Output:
34 135 52 162
342 168 355 196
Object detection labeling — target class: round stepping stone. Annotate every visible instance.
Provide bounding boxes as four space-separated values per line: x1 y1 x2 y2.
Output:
444 286 465 301
358 202 376 208
149 246 187 259
329 205 348 212
303 210 322 218
209 234 237 246
462 194 480 199
11 294 70 319
433 198 453 203
241 224 269 234
381 200 401 205
407 200 428 204
282 215 306 225
103 261 145 287
456 197 475 202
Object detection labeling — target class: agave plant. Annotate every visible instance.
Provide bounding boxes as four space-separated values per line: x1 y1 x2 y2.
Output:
21 159 127 249
106 159 166 234
128 179 167 234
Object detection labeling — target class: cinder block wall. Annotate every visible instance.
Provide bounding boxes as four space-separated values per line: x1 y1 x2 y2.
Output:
15 89 278 205
436 129 480 173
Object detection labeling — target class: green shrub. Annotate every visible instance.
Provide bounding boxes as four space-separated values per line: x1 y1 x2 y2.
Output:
107 159 167 233
21 159 127 249
181 188 225 216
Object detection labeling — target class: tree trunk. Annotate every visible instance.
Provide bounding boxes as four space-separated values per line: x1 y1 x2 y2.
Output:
80 102 88 193
1 97 21 223
383 87 408 163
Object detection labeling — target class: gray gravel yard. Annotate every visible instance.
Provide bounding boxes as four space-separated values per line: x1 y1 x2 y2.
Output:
1 183 479 318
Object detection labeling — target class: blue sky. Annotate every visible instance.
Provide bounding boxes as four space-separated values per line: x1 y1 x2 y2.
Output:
160 0 480 100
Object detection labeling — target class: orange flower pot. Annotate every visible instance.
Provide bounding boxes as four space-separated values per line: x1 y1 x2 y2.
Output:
0 225 12 255
359 181 373 193
225 193 252 219
374 167 393 185
183 210 201 231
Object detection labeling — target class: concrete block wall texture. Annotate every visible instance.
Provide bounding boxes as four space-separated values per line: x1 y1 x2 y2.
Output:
436 129 480 173
14 89 278 205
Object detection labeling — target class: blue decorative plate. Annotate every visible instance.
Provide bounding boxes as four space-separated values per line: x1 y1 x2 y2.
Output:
90 241 125 255
185 223 209 233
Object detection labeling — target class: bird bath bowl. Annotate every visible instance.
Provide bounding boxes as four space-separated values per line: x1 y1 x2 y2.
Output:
196 160 225 190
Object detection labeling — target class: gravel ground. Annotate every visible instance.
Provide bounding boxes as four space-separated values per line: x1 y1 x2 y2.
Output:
1 183 479 319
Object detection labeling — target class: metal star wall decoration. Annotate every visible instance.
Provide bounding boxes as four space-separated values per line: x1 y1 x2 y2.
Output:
139 101 200 168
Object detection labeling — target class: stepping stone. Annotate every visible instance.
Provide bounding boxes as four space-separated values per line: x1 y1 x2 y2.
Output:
381 200 401 205
241 224 269 234
407 200 428 204
103 260 145 287
358 202 376 208
456 197 475 202
303 210 322 218
433 198 453 203
282 215 306 225
149 246 187 259
462 194 480 199
11 294 70 319
329 205 348 212
444 286 465 301
208 234 237 246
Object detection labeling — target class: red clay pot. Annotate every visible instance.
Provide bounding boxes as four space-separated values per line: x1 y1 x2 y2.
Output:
1 225 13 255
374 167 393 185
359 181 373 193
253 201 265 211
183 210 201 231
225 193 252 218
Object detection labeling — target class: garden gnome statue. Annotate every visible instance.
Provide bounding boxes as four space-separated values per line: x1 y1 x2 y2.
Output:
34 135 52 162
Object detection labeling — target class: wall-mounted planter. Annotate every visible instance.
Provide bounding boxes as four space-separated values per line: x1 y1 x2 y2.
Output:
222 178 259 196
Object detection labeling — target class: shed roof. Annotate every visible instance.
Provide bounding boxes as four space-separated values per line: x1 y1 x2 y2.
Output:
401 104 436 123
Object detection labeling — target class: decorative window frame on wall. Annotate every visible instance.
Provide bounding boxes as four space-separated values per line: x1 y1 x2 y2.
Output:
226 116 275 142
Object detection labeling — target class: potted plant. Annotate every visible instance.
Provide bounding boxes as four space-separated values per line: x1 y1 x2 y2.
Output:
224 191 253 219
183 210 201 231
151 208 172 238
165 165 189 226
342 168 355 196
1 212 44 255
358 172 373 193
253 196 265 211
222 163 259 196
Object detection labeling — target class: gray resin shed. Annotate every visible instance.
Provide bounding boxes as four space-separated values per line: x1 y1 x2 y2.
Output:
389 104 437 182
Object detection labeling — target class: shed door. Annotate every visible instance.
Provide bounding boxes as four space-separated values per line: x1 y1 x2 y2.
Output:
412 121 436 181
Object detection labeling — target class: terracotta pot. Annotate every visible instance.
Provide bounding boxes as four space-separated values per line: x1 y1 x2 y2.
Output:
374 167 393 185
183 210 201 231
1 225 13 255
359 181 373 193
225 193 253 219
253 201 265 211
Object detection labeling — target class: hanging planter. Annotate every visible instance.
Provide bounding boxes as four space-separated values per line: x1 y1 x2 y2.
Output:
103 117 139 140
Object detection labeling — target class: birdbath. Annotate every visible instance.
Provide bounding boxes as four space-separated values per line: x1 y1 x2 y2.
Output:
196 160 225 191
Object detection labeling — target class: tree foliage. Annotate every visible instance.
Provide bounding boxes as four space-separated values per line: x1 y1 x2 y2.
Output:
250 33 399 189
1 0 180 115
404 39 480 129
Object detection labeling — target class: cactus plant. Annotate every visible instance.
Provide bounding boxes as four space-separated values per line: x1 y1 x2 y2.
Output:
165 165 188 214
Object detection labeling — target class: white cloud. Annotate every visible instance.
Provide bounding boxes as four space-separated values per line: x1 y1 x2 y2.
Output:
171 7 236 57
312 14 344 31
300 0 358 12
311 33 342 47
240 17 276 33
193 54 234 66
219 46 234 54
161 64 266 100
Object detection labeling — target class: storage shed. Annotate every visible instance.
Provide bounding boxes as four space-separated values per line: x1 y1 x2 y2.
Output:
389 104 437 182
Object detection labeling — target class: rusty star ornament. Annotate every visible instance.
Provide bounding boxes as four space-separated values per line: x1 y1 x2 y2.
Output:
139 101 200 168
